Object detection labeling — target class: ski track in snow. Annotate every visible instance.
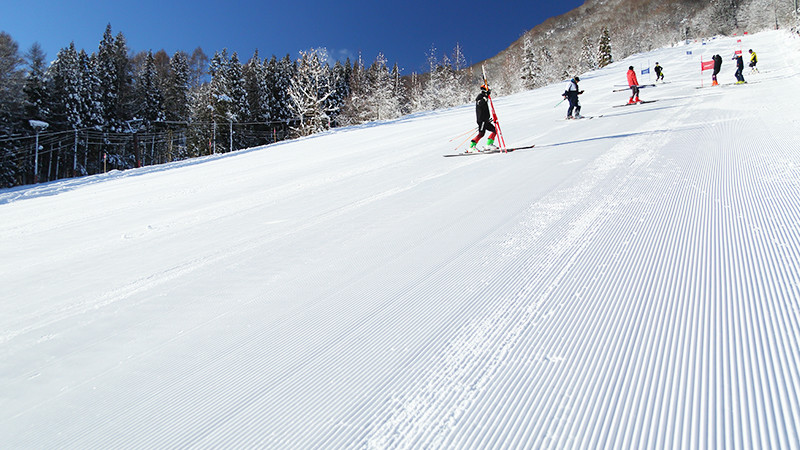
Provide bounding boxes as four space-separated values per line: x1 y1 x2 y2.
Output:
2 30 800 449
359 96 683 449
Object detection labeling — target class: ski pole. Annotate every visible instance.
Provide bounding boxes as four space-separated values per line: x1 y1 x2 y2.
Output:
487 95 506 150
454 133 474 151
481 64 507 151
448 127 476 142
554 97 566 108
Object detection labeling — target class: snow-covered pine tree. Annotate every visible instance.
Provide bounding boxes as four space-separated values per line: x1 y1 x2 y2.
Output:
207 49 228 153
390 62 407 117
244 50 270 124
164 51 191 123
227 52 250 150
437 53 458 107
188 81 214 157
520 35 539 89
0 32 25 130
0 31 26 186
419 45 443 112
76 49 102 175
48 43 83 130
712 0 740 33
339 55 367 125
159 51 190 160
208 49 248 151
40 43 82 179
260 55 281 128
327 59 351 127
598 27 613 68
449 43 471 105
287 48 337 136
500 51 520 94
269 54 296 125
536 46 556 81
262 55 279 124
23 43 49 122
226 53 250 121
367 52 401 121
407 72 425 113
79 50 103 130
136 51 165 126
209 50 231 114
95 25 124 132
242 51 269 147
581 35 598 72
112 31 133 132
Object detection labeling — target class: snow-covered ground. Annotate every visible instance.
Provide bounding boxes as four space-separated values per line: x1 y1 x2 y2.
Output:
2 30 800 448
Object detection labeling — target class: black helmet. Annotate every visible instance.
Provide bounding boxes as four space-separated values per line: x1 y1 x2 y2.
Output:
629 66 634 70
574 76 580 82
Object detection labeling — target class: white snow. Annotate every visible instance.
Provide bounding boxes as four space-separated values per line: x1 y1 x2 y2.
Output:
2 30 800 448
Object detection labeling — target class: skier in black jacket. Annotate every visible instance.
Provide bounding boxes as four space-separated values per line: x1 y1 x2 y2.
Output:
712 54 722 86
562 76 584 119
468 84 498 152
733 53 746 84
654 63 664 81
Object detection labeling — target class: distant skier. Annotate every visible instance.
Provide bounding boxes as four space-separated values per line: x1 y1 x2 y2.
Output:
712 54 722 86
468 84 498 152
562 76 584 119
748 49 759 73
654 62 664 81
733 53 746 84
627 66 641 104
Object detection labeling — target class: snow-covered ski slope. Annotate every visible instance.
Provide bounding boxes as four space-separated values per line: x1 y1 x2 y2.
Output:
2 30 800 448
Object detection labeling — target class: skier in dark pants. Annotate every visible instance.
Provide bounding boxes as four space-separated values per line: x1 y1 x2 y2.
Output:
748 49 759 73
468 84 497 152
733 53 746 84
654 63 664 81
712 54 722 86
562 76 584 119
627 66 641 104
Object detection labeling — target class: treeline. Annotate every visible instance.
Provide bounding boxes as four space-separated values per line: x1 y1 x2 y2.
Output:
0 25 480 188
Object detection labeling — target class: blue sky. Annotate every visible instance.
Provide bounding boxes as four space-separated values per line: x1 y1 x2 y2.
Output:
2 0 585 73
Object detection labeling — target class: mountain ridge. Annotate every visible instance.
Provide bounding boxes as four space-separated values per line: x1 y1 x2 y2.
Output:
476 0 798 93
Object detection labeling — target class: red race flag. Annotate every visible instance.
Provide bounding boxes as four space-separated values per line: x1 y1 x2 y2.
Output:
701 60 715 71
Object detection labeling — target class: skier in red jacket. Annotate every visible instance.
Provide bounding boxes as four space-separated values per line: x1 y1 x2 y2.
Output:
627 66 641 104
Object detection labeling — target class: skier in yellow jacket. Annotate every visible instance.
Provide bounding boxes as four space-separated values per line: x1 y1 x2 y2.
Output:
748 49 759 73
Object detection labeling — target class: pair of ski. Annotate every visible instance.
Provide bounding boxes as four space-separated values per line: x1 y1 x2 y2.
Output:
611 84 656 92
445 66 537 157
444 144 536 157
613 100 658 108
565 115 603 120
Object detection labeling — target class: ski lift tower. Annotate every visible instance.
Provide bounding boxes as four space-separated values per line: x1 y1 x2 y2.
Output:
29 120 49 183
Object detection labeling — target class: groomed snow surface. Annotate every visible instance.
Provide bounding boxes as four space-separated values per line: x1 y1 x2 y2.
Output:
2 30 800 449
